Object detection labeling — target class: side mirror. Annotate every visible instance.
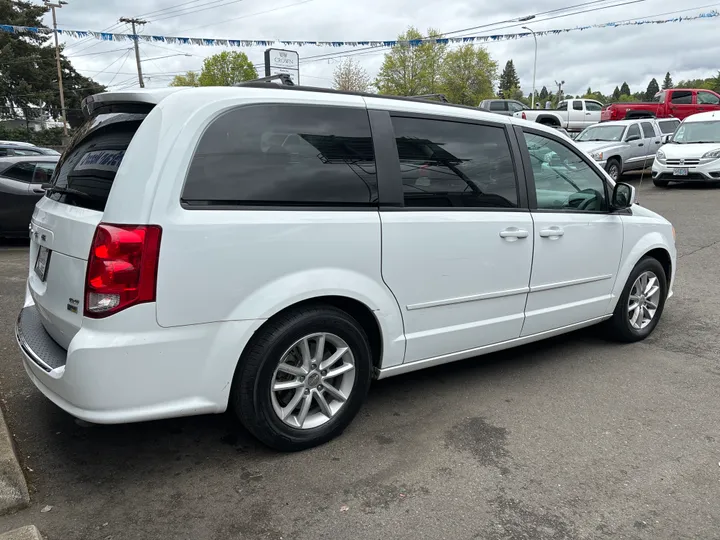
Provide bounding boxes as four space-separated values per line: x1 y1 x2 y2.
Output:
611 182 636 210
626 134 640 142
662 134 673 143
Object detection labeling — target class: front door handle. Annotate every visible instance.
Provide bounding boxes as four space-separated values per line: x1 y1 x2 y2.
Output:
499 227 529 241
655 140 661 144
638 143 644 146
539 227 564 239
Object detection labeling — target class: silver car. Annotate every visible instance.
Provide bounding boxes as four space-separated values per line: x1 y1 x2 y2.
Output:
574 119 663 181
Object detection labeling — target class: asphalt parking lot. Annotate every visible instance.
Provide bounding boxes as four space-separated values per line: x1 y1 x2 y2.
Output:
0 178 719 540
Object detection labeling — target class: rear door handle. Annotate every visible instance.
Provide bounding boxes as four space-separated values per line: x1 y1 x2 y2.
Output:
539 227 564 239
499 227 529 241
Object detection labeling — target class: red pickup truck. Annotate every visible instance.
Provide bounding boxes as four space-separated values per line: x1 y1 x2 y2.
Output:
601 88 720 122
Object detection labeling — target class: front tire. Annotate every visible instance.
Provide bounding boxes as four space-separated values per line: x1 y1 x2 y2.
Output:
605 158 621 182
653 179 670 188
231 306 373 451
605 257 667 342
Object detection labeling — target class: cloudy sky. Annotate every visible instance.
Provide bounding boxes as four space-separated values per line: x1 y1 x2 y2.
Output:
38 0 720 98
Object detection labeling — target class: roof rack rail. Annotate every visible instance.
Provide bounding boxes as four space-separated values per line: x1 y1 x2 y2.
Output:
409 94 449 103
234 74 295 87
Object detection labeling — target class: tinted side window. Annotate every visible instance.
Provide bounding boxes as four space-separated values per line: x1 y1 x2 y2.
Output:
659 120 680 134
585 102 602 112
557 102 568 111
508 102 525 113
641 122 655 138
183 105 377 206
698 91 720 105
523 131 607 212
626 124 641 140
489 101 506 111
573 101 583 111
33 163 56 184
391 116 518 209
671 91 692 105
3 162 36 183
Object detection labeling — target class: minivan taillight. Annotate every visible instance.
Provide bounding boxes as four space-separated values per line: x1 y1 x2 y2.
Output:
84 224 162 318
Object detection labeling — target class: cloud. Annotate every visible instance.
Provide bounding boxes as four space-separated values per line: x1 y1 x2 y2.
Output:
44 0 720 96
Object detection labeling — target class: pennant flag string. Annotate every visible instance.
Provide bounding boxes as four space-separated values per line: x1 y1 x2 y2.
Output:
0 10 717 49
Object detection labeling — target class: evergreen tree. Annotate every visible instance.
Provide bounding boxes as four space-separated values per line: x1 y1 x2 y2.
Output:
620 82 631 96
498 60 521 97
539 86 549 100
645 78 660 101
662 72 673 90
612 86 621 100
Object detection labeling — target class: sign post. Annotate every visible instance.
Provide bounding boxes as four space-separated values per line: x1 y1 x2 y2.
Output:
264 48 300 85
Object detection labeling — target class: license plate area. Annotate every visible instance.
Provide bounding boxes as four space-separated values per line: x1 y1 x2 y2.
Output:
673 168 689 176
34 246 51 282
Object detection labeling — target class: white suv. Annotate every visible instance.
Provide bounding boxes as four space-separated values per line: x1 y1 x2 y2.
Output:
652 110 720 187
16 85 676 451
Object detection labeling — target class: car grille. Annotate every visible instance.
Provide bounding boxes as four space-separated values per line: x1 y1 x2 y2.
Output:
654 172 711 181
666 158 700 166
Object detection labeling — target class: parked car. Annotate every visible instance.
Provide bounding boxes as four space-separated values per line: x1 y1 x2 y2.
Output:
0 140 36 147
479 99 530 116
0 156 58 238
514 98 604 133
16 85 676 451
0 144 60 157
656 117 681 140
574 119 663 181
652 110 720 187
601 89 720 122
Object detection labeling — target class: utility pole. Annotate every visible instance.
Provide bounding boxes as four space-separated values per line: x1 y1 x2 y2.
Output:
44 0 68 137
119 17 147 88
555 80 565 104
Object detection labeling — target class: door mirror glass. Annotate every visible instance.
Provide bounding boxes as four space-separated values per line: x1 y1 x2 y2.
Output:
662 134 673 143
611 182 636 209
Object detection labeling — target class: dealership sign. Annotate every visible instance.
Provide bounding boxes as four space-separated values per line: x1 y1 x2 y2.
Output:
264 48 299 84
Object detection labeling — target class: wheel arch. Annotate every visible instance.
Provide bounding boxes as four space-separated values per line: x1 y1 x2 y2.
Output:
536 114 562 127
610 233 675 312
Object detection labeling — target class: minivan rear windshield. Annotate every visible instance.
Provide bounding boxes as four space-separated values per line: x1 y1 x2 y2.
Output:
47 112 146 212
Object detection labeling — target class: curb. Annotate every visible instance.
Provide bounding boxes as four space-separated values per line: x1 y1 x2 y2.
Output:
0 404 29 514
0 526 42 540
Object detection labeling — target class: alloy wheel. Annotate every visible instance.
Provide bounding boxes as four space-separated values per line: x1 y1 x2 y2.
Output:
628 271 661 330
270 332 356 429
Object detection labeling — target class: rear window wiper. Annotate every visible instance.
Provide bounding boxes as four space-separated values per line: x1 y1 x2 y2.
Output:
43 185 98 200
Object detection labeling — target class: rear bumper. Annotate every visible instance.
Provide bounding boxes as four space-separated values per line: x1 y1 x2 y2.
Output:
16 299 261 424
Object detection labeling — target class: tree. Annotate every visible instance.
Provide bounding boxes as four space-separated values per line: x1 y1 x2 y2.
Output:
0 0 105 128
438 45 497 106
197 51 257 86
375 27 447 96
645 78 660 101
662 72 673 90
539 86 549 100
612 86 621 100
332 59 371 92
620 82 631 96
498 60 520 98
170 71 200 87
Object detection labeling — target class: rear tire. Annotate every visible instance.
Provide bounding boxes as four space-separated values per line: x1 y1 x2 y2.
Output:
231 305 373 451
605 257 667 343
653 179 669 188
605 158 621 182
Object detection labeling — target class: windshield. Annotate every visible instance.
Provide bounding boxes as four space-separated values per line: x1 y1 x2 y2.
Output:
672 121 720 144
576 125 625 142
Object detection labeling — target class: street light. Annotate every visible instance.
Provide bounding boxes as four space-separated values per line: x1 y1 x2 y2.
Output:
522 26 538 109
43 0 69 137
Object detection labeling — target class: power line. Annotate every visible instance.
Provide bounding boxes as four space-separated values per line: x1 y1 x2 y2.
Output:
148 0 248 23
298 0 651 65
175 0 316 34
135 0 208 19
71 47 132 58
106 52 132 86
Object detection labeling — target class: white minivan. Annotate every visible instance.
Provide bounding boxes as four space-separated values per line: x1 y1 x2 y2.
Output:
17 84 676 451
